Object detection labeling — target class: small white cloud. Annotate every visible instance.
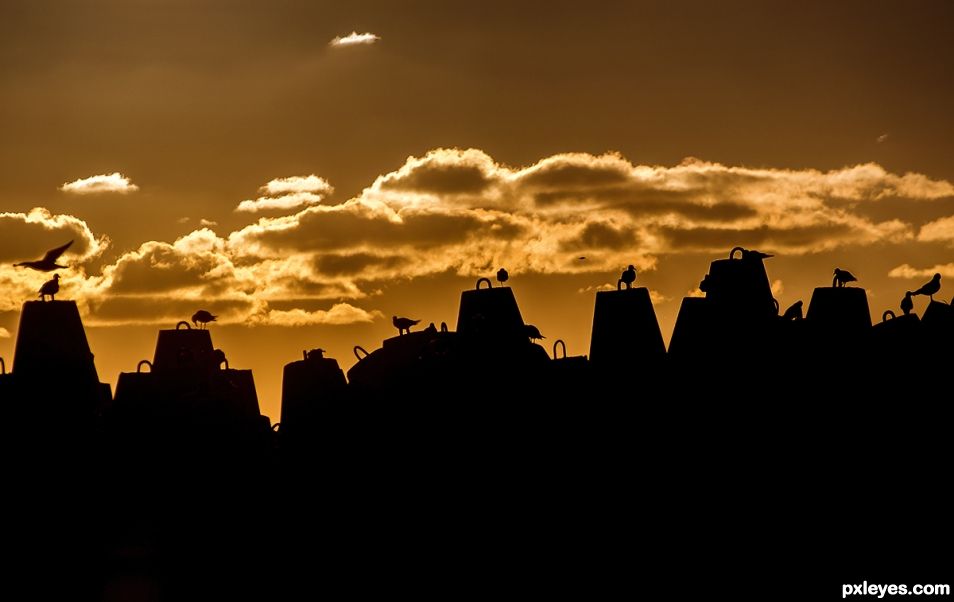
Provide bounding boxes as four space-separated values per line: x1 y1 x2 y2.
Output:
199 219 218 227
0 327 10 338
236 192 326 213
177 217 191 224
253 304 382 326
330 31 380 47
770 279 784 297
261 175 333 196
60 172 138 194
888 263 954 279
877 134 889 143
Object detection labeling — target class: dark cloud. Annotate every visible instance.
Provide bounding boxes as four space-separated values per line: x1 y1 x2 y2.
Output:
314 253 409 276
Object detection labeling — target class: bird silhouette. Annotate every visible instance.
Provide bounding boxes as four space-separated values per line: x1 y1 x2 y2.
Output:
496 268 509 285
781 300 803 321
39 274 60 301
15 240 73 272
192 310 217 329
742 248 773 261
424 322 437 334
618 265 637 290
392 315 420 335
833 268 857 288
305 348 325 360
912 273 941 301
524 324 545 342
212 348 228 368
578 256 587 261
900 291 914 316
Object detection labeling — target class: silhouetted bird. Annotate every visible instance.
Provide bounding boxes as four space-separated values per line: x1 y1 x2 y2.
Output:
305 348 325 360
781 300 803 321
833 268 857 288
39 274 60 301
619 265 637 289
699 274 714 293
192 310 217 329
912 273 941 301
393 315 420 335
742 248 773 261
424 322 437 334
213 348 228 368
524 324 545 342
578 256 587 261
496 268 509 285
15 240 73 272
900 292 914 316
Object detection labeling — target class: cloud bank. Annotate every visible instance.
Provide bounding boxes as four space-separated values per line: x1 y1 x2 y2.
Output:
329 31 380 47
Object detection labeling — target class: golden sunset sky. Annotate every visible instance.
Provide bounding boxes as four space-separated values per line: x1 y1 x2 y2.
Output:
2 1 953 418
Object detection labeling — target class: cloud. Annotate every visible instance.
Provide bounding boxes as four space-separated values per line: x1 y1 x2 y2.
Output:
261 175 333 196
330 31 380 47
200 219 218 227
0 207 107 264
888 263 954 279
0 327 9 338
918 215 954 246
60 172 138 194
249 303 382 327
877 134 889 144
236 192 326 213
236 175 334 213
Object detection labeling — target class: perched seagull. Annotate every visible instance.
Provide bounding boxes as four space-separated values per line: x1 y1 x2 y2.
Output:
496 267 509 285
192 309 217 329
900 292 914 316
39 274 60 301
619 265 637 289
912 273 941 301
392 315 420 335
781 300 803 321
15 240 73 272
833 268 857 288
524 324 545 342
742 248 773 261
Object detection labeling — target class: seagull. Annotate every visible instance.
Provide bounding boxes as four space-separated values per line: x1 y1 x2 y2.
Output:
14 240 73 272
39 274 60 301
524 324 545 342
912 273 941 301
392 315 420 335
833 268 857 288
424 322 438 334
900 292 914 316
619 265 637 290
781 300 803 321
578 256 587 261
496 267 509 285
741 248 773 261
192 309 217 329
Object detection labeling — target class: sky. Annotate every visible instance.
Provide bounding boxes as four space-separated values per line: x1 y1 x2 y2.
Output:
1 0 953 418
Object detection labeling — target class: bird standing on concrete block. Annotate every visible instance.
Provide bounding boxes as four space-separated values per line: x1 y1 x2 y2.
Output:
496 267 509 285
618 265 637 290
833 268 857 288
781 300 803 321
524 324 545 342
912 273 941 301
192 310 217 329
393 316 420 335
39 274 60 301
900 291 914 316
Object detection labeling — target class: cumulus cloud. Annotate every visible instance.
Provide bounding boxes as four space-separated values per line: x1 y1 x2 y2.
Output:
918 215 954 246
0 327 10 338
199 219 218 227
60 172 138 194
261 175 333 196
888 263 954 279
249 304 382 327
236 175 334 213
0 207 107 264
330 31 380 47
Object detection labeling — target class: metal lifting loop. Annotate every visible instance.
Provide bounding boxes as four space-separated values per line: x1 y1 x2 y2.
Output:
553 339 567 360
882 310 896 322
176 321 191 330
137 359 153 373
476 277 492 289
730 246 744 260
353 345 369 361
0 357 5 375
440 322 448 333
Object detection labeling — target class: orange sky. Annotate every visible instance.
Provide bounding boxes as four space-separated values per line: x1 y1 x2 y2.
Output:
1 1 953 418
